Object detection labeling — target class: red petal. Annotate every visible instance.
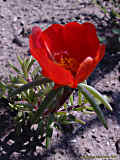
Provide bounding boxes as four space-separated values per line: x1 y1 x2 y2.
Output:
29 32 74 87
75 57 94 83
31 26 44 49
63 22 99 63
75 44 105 84
43 24 65 56
93 44 105 67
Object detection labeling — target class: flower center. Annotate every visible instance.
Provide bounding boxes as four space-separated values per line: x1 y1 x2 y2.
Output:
53 51 79 76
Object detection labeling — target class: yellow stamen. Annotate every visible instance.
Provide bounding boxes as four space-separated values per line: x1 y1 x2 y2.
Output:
59 56 79 75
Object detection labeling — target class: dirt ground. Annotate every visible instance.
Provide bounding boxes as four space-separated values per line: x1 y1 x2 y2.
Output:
0 0 120 160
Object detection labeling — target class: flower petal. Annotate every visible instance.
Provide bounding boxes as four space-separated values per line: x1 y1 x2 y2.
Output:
30 26 45 49
75 57 94 83
93 44 105 67
75 44 105 85
63 22 99 63
43 24 65 56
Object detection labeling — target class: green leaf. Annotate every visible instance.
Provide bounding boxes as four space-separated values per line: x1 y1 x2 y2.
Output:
17 56 24 70
68 114 86 125
27 56 35 72
23 58 29 70
15 103 34 111
45 126 53 148
46 127 53 138
38 120 44 135
78 85 108 129
56 111 67 116
0 82 7 96
47 114 55 126
63 103 67 110
74 118 86 125
46 136 50 148
31 66 41 77
72 107 83 111
78 83 112 111
9 63 21 73
18 111 23 117
0 82 7 89
84 105 94 111
17 76 28 84
14 83 25 88
23 59 28 79
17 56 28 79
78 89 82 105
69 93 74 105
8 78 51 99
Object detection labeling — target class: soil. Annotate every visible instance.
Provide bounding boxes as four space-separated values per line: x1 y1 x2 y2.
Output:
0 0 120 160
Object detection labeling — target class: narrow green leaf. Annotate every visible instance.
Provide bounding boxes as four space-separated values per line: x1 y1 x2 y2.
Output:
17 56 28 79
68 114 86 125
78 83 112 111
14 83 24 88
46 127 53 138
56 111 67 116
84 105 94 111
15 103 34 111
46 136 50 148
9 74 15 82
78 89 82 105
23 58 29 71
27 56 35 72
31 66 41 77
75 118 86 125
63 103 67 110
47 114 55 126
23 60 28 79
9 63 21 73
18 111 23 117
83 110 95 114
17 56 24 69
72 107 83 111
38 120 44 135
78 85 108 129
0 82 7 89
17 76 28 84
69 93 74 105
8 78 51 99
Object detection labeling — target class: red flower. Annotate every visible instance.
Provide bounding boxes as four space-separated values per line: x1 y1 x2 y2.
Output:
29 22 105 88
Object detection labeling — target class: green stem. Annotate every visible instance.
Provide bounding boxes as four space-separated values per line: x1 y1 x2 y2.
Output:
51 86 74 113
31 86 74 123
